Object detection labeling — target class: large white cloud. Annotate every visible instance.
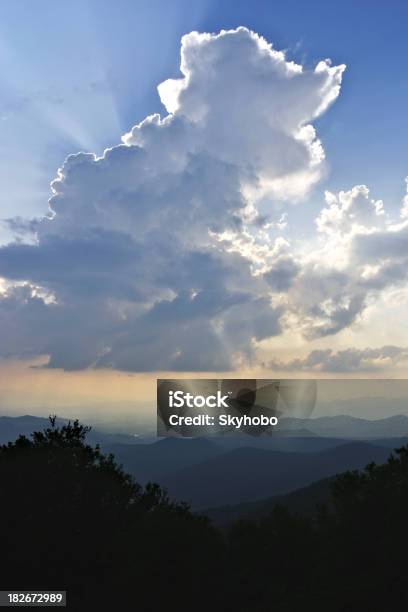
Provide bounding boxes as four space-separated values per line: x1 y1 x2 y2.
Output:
0 27 345 371
3 27 408 372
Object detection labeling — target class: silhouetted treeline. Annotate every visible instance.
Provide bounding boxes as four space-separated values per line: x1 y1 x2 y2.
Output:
1 418 408 610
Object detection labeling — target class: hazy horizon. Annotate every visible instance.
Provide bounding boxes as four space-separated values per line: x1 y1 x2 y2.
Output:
2 378 408 434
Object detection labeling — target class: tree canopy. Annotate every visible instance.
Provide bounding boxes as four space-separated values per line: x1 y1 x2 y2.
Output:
1 418 408 610
0 417 223 609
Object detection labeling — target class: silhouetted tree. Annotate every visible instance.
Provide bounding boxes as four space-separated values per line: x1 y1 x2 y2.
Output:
226 446 408 611
313 446 408 610
0 417 224 610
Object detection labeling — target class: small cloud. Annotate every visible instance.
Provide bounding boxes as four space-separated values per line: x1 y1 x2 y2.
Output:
269 346 408 372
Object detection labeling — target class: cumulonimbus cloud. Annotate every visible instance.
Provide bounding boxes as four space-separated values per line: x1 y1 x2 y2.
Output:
3 27 408 373
0 27 347 371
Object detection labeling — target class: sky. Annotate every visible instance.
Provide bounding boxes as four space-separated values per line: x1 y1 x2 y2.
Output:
0 0 408 420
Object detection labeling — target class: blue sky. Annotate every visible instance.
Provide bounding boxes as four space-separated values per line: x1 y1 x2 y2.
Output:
1 0 408 231
1 0 408 388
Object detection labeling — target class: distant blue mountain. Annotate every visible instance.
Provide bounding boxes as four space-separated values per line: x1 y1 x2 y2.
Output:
161 441 392 508
204 477 334 526
109 437 224 483
278 414 408 438
1 414 406 510
0 415 139 447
